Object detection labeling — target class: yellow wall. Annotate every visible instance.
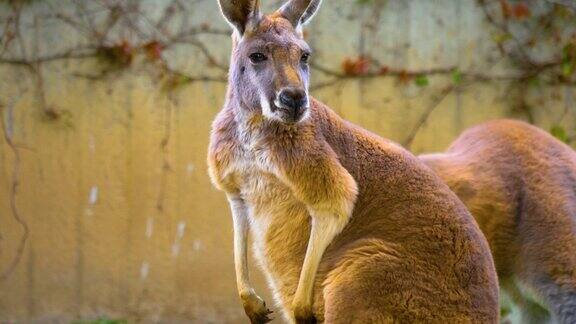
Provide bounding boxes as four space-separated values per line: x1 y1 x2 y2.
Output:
0 1 574 323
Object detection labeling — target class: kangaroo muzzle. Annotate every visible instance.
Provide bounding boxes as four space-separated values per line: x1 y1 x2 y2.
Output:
274 87 308 123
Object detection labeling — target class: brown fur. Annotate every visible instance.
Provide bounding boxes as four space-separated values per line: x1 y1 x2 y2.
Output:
209 1 499 323
420 119 576 324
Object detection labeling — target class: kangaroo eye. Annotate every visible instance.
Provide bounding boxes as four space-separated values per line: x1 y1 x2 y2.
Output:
249 53 267 63
301 53 310 63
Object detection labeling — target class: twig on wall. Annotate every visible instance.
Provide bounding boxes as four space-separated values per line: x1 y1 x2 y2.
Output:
156 100 173 213
0 102 29 282
0 49 100 66
402 85 455 148
545 0 576 9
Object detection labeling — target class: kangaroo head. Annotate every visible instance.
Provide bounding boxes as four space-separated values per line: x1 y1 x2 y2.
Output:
218 0 322 124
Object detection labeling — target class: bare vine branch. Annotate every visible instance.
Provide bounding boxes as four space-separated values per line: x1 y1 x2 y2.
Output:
402 85 455 148
0 101 29 282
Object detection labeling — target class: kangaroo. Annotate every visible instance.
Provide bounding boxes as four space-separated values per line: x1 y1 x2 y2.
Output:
208 0 499 322
420 120 576 324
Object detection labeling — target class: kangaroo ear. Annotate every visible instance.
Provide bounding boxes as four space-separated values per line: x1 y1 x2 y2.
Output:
217 0 260 35
279 0 322 27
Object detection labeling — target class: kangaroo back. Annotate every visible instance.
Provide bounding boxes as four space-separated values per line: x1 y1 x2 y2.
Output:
421 119 576 324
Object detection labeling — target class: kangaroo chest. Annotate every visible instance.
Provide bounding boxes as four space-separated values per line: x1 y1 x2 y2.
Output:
230 148 312 307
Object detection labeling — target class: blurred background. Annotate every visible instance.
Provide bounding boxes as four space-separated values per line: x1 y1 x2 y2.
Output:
0 0 574 322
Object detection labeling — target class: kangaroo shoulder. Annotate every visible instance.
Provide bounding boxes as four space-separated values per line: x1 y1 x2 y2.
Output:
208 108 243 193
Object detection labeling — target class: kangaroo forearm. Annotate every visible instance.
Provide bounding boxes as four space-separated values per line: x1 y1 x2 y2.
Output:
281 146 357 315
227 195 252 293
227 195 273 323
293 211 350 307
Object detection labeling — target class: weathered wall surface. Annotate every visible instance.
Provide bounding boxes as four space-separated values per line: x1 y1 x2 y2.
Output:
0 0 574 323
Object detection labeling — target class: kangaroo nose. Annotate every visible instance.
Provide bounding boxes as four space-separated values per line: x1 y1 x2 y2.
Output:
278 88 307 110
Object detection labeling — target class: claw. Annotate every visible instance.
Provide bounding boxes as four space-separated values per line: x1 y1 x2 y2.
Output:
241 291 273 324
248 306 273 324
